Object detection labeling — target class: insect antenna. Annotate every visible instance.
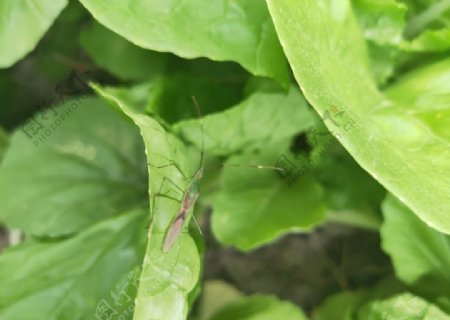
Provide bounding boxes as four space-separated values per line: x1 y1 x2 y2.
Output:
187 96 206 236
191 96 205 170
223 163 285 172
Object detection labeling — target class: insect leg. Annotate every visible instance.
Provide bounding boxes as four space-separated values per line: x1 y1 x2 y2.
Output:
147 176 183 231
190 212 203 237
151 176 185 216
148 160 190 180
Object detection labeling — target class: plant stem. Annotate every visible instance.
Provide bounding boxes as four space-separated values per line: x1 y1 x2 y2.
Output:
405 0 450 37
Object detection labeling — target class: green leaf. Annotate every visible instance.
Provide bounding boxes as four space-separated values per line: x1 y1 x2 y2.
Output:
194 281 243 320
402 29 450 52
313 291 361 320
381 194 450 310
0 97 148 236
212 149 326 251
80 22 168 81
357 292 450 320
92 84 201 320
315 291 450 320
145 70 247 124
352 0 407 45
267 0 450 234
34 1 89 82
312 277 405 320
174 86 315 156
0 0 68 68
78 0 289 86
209 295 308 320
350 0 407 83
91 66 248 125
312 139 385 230
384 58 450 155
0 208 147 320
366 42 401 85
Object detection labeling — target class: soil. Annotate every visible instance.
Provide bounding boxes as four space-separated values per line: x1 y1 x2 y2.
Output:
202 217 393 313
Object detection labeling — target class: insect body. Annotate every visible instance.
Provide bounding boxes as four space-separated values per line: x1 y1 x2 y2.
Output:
156 97 205 253
162 168 203 253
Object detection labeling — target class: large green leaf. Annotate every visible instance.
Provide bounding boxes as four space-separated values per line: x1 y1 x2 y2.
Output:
92 84 201 320
0 97 147 236
357 292 450 320
381 194 450 311
212 149 326 251
267 0 450 234
313 278 449 319
80 22 168 81
0 208 147 320
312 277 405 320
209 295 308 320
174 86 315 156
0 0 68 68
78 0 289 85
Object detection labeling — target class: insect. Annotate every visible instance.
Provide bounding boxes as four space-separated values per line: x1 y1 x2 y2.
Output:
148 96 205 253
152 97 285 253
162 163 203 253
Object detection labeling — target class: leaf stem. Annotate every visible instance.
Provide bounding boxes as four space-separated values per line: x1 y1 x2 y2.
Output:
405 0 450 37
